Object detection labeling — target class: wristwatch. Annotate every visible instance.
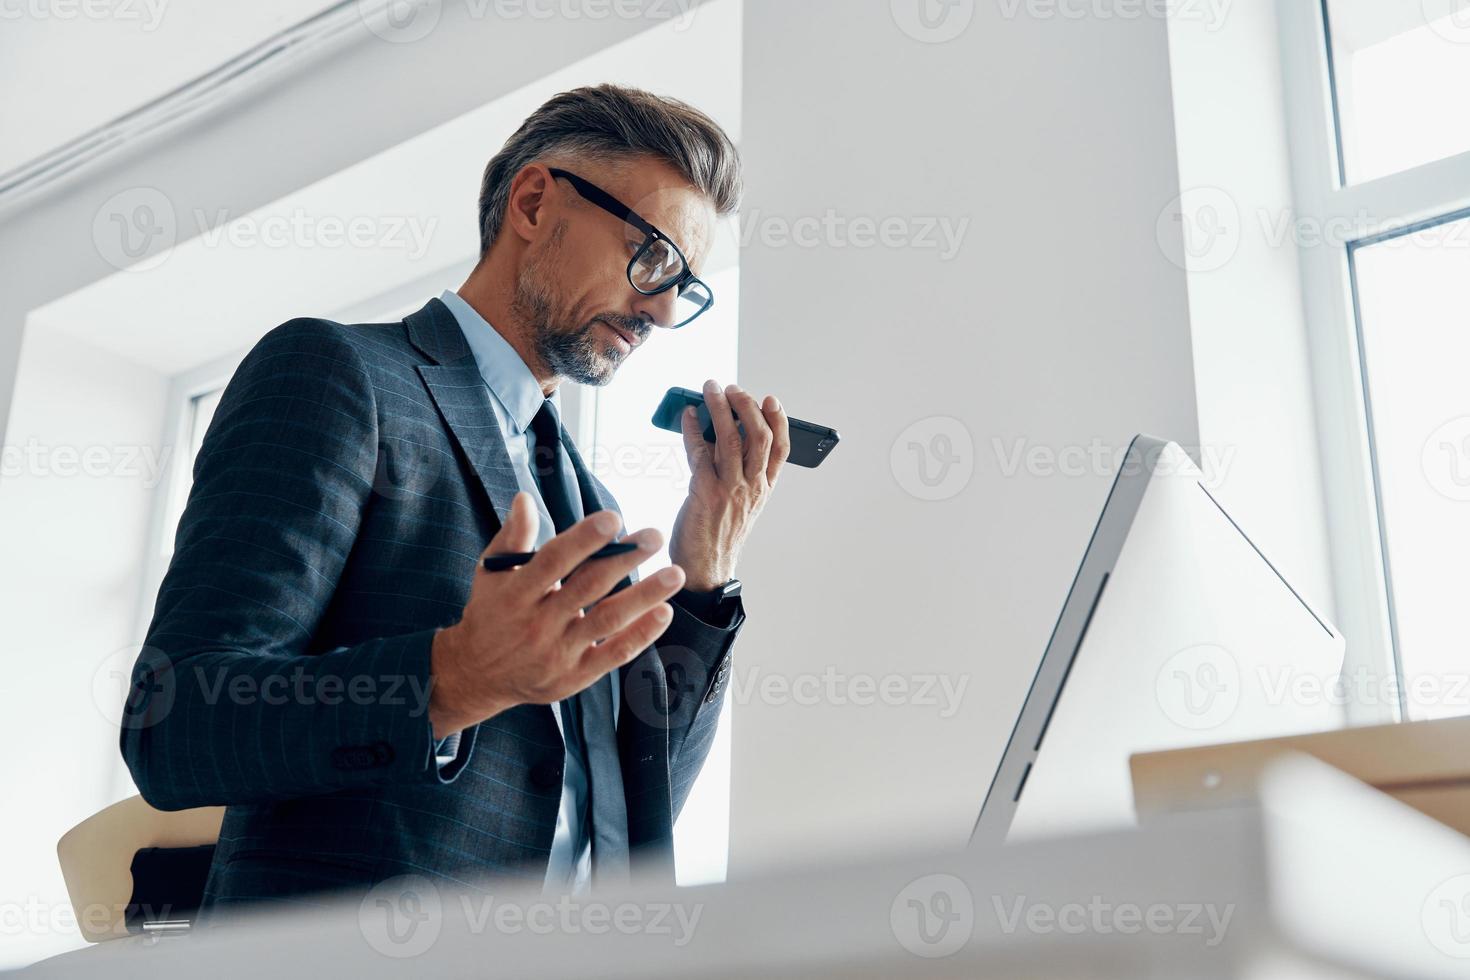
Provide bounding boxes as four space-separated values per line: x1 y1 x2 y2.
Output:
680 577 742 624
712 577 743 619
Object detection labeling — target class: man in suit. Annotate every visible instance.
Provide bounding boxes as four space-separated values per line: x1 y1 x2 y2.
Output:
120 84 788 914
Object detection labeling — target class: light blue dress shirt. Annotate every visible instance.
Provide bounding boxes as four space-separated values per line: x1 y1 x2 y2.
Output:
438 289 621 894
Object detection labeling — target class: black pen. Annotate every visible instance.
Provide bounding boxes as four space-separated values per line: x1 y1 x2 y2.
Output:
482 540 639 573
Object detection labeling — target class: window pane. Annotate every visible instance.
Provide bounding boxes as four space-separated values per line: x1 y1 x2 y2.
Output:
1325 0 1470 183
1354 213 1470 720
160 386 225 555
587 265 738 884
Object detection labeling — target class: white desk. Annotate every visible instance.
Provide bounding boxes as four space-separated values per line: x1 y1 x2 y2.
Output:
24 757 1469 979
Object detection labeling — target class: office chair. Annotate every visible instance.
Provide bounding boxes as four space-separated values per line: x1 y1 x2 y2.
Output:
57 796 223 942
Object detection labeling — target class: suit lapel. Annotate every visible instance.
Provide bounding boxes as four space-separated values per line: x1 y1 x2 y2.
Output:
407 297 674 865
406 299 522 528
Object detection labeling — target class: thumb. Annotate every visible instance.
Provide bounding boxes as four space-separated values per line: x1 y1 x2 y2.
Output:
484 491 539 557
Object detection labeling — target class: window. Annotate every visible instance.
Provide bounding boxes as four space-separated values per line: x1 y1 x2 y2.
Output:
159 384 224 556
1323 0 1470 183
1353 213 1470 720
1280 4 1470 722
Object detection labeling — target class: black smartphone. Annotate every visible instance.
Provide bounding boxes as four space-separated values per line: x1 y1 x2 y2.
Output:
652 386 840 469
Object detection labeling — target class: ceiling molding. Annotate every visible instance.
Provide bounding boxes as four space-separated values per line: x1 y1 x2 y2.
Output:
0 0 413 217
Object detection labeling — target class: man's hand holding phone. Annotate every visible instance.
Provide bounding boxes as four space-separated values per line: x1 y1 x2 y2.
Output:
428 493 685 738
669 379 791 593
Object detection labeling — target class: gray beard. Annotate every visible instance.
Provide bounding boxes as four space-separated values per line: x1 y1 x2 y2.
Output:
511 226 625 387
535 318 619 387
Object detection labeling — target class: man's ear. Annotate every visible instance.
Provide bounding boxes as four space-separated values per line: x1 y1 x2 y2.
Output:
505 164 553 243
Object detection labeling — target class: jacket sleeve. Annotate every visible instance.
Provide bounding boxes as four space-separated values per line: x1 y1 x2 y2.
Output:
661 594 743 820
120 319 472 811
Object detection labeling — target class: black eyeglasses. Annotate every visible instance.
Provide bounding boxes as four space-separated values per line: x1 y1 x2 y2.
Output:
548 167 714 329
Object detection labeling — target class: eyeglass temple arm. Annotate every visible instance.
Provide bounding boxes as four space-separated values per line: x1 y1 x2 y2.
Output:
547 168 658 238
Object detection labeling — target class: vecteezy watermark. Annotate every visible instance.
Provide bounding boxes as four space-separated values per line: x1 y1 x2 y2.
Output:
0 438 173 487
1156 644 1241 730
0 0 170 29
360 0 443 42
891 416 975 501
621 652 971 731
992 895 1234 946
93 186 178 272
1257 665 1470 716
1422 417 1470 502
1423 874 1470 958
737 208 971 261
891 873 975 958
359 875 704 958
729 666 970 718
991 436 1235 487
587 440 693 490
94 645 175 731
358 0 697 43
998 0 1230 28
187 666 435 714
92 188 440 271
1424 0 1470 45
1157 186 1241 273
1258 209 1470 253
193 208 438 261
1160 186 1470 272
0 898 181 938
371 431 453 501
93 645 439 729
361 875 444 958
890 0 975 44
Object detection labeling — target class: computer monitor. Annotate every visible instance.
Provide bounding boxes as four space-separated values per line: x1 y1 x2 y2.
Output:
971 435 1346 847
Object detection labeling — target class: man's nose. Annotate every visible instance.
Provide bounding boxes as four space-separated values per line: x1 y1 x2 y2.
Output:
633 287 680 329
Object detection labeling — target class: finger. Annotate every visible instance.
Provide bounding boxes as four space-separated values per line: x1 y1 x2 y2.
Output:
520 509 623 594
680 405 715 481
762 395 791 486
726 385 773 482
482 492 540 561
549 526 664 614
702 378 743 478
576 602 676 678
567 564 685 646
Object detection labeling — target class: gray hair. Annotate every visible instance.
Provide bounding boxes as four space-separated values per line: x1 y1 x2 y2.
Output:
477 84 742 256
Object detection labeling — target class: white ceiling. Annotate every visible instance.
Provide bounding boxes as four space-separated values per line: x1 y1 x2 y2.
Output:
27 0 742 376
0 0 343 175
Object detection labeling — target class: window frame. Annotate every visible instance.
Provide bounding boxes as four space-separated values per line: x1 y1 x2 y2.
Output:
129 349 246 656
1278 0 1470 723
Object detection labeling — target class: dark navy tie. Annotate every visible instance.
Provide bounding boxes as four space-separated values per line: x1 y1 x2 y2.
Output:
529 400 630 887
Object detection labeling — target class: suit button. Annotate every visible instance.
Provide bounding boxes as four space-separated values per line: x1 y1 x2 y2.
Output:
530 759 564 788
331 742 394 771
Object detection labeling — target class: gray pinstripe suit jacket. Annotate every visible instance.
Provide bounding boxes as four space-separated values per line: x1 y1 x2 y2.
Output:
120 297 741 913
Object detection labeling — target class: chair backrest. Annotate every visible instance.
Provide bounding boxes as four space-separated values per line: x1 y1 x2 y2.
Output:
57 796 224 942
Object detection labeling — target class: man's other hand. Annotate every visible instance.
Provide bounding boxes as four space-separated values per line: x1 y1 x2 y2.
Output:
428 493 685 738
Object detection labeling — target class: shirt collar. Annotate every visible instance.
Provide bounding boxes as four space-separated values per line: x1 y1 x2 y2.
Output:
438 289 553 435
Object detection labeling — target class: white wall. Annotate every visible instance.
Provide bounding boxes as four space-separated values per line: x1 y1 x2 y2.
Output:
0 324 169 967
1165 2 1336 623
730 1 1199 874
